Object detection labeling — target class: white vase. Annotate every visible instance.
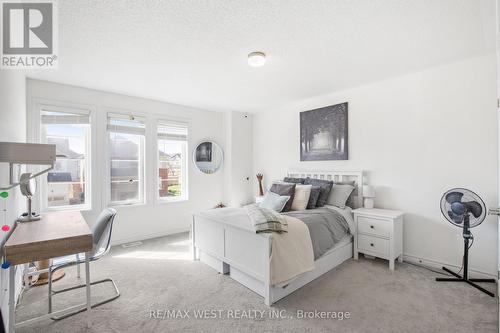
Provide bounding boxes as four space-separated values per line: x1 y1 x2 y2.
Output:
364 198 374 209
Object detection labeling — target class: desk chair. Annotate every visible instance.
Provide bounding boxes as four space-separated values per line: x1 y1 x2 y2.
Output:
48 208 120 320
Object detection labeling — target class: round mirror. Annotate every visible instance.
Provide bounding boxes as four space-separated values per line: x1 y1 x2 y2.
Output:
193 141 223 174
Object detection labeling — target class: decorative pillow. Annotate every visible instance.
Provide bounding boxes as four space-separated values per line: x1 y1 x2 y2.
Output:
291 184 312 211
329 184 355 209
333 181 356 208
259 191 290 212
283 177 305 184
307 186 321 209
303 178 333 207
269 182 296 212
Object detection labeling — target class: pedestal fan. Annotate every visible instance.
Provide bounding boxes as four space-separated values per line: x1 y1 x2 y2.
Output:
436 188 495 297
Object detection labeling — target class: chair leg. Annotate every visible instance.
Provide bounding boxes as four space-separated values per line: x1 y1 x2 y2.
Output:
50 278 120 321
85 254 91 328
48 264 53 314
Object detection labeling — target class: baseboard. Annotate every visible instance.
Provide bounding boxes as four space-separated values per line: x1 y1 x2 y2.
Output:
112 232 497 280
111 227 190 246
403 253 497 280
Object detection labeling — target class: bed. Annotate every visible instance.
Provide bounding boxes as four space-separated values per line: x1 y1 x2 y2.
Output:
191 170 363 305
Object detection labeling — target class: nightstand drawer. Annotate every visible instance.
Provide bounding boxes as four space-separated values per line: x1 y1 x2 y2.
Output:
357 234 389 256
357 216 390 238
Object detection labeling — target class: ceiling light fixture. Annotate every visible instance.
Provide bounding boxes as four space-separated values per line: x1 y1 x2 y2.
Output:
248 52 266 67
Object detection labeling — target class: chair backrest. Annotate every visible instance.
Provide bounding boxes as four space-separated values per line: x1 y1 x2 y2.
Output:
90 208 117 260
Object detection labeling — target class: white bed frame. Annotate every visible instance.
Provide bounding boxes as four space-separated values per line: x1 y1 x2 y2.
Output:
191 170 363 305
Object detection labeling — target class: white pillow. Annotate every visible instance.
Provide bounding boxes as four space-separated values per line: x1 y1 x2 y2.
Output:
291 184 312 211
259 191 290 212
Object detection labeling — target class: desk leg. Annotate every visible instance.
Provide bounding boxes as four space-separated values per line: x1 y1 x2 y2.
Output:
76 253 81 279
85 253 91 328
9 266 15 333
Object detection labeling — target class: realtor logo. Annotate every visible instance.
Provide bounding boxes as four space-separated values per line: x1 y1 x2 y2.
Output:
1 1 58 69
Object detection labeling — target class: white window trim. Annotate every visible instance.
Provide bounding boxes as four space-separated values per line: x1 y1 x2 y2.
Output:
28 100 194 214
106 111 147 207
29 99 97 214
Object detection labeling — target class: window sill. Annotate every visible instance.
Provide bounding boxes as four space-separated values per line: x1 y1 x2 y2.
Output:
108 202 146 209
156 197 189 205
43 205 93 214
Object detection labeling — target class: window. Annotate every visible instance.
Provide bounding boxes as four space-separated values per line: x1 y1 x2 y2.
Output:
107 113 146 205
40 109 91 210
157 121 188 201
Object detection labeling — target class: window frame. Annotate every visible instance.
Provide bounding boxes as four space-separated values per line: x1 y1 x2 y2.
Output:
34 102 95 213
106 112 147 207
156 120 189 203
29 100 193 214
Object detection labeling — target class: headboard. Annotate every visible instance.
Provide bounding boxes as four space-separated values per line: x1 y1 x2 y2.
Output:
287 170 364 208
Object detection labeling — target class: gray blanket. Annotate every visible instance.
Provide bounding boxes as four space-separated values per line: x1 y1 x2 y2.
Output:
284 207 350 260
245 205 288 233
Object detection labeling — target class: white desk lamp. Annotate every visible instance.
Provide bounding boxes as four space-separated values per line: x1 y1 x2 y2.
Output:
363 185 376 209
0 142 56 222
18 173 41 222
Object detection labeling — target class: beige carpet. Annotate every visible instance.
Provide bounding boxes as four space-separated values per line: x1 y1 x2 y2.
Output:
15 233 498 333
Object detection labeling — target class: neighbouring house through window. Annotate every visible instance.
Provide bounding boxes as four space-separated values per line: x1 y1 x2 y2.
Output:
157 121 188 201
107 113 146 205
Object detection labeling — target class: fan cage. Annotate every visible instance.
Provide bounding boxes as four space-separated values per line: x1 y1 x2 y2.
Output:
440 188 486 228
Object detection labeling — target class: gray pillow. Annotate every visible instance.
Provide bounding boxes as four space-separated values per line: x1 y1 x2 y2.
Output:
283 177 305 184
303 178 333 207
270 182 296 212
329 184 355 209
334 181 356 208
259 191 290 212
306 186 321 209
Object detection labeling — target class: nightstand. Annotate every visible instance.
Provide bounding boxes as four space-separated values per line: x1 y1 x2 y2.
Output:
255 196 264 204
353 208 404 270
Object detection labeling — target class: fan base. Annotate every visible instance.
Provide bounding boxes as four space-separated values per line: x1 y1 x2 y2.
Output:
436 266 495 297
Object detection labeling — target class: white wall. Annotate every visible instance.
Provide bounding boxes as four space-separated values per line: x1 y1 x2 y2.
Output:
27 79 226 244
223 111 254 207
0 71 26 329
496 0 500 280
253 54 498 276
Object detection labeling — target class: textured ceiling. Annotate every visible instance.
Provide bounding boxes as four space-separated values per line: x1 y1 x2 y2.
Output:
28 0 495 113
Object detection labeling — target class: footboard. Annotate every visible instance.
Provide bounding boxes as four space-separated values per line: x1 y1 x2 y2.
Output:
192 213 273 304
192 211 353 305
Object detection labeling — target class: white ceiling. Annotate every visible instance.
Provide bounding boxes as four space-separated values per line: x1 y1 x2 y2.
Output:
28 0 495 113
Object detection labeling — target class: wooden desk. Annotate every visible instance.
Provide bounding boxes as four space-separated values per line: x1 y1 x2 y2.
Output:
4 211 93 332
5 211 92 265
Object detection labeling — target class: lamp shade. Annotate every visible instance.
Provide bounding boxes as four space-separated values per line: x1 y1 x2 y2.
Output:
363 185 375 198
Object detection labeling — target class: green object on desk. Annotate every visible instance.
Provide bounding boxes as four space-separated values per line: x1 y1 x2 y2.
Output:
0 192 8 199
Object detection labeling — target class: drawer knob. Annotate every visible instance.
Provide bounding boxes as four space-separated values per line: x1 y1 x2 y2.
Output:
370 225 374 229
370 243 374 247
